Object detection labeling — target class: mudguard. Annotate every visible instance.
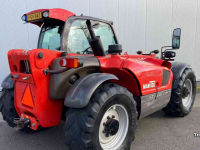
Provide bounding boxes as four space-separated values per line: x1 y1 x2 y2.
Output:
171 62 191 89
1 75 14 89
64 73 118 108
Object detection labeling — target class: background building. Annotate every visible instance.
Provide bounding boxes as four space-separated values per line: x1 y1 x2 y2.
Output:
0 0 200 90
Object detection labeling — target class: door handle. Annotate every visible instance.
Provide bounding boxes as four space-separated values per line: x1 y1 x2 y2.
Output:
23 76 30 80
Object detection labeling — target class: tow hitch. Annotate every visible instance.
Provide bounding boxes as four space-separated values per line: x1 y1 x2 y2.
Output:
13 114 39 131
13 118 30 131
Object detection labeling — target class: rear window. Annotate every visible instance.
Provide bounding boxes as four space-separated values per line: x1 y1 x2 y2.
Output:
38 22 64 50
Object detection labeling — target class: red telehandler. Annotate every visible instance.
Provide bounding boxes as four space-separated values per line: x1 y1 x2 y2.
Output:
0 8 196 150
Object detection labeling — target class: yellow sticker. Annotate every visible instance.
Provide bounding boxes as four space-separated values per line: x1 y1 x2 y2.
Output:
27 12 42 21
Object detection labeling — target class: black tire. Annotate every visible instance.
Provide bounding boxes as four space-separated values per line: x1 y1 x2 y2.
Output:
0 88 19 127
64 82 138 150
163 68 196 117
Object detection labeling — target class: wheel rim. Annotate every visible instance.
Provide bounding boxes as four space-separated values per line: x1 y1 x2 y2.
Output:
182 79 193 108
99 104 129 150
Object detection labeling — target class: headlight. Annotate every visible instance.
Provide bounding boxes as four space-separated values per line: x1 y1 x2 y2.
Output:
43 11 49 18
21 15 26 21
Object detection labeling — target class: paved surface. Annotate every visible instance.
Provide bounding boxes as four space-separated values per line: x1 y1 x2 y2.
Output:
0 92 200 150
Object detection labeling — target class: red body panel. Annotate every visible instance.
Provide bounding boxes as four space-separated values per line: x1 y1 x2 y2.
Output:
97 54 173 96
123 57 173 95
26 8 75 26
97 55 140 96
8 49 63 128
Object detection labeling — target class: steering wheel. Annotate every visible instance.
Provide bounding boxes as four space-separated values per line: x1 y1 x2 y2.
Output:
83 47 93 54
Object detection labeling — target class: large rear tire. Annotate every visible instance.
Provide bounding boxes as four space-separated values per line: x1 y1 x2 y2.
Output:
163 68 196 116
64 82 138 150
0 88 19 127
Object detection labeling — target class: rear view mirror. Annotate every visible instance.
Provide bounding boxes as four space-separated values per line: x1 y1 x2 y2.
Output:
172 28 181 49
137 51 143 55
153 50 159 54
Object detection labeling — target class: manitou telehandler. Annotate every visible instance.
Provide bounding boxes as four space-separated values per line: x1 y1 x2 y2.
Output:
0 8 196 150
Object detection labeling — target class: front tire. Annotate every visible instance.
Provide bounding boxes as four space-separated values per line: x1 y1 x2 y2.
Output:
163 68 196 116
64 82 138 150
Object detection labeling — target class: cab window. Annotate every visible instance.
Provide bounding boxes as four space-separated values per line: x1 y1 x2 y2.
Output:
92 21 116 53
67 20 91 54
38 22 64 50
67 20 116 54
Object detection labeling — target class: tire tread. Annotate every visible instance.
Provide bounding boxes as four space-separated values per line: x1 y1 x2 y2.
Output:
64 82 137 150
163 68 196 116
0 88 19 127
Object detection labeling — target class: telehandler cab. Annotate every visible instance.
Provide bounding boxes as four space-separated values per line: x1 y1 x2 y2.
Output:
0 8 196 150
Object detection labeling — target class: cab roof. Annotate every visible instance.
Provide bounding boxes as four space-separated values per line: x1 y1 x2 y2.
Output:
24 8 76 26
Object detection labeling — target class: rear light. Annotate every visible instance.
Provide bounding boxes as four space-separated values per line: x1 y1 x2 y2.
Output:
43 11 49 18
21 14 26 21
59 58 83 68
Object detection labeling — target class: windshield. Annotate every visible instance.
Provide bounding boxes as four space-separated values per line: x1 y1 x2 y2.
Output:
67 20 91 54
67 20 116 54
38 23 63 50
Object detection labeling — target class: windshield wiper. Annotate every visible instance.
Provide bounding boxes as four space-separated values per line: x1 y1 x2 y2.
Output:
75 23 100 30
92 23 100 29
44 26 57 32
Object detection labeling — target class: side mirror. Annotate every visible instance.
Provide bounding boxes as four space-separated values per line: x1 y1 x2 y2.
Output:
137 51 143 55
153 50 159 54
172 28 181 49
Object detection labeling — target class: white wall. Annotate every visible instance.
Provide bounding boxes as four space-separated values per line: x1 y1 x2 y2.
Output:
0 0 200 90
